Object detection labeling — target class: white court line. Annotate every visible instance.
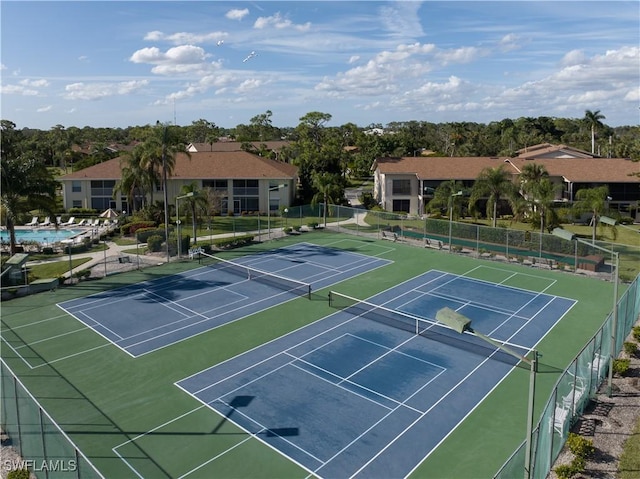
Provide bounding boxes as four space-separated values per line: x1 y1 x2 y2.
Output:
113 405 206 479
14 327 89 348
6 313 71 330
125 285 304 356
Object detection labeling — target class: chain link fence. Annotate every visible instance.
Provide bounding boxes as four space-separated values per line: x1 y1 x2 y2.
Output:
1 360 103 478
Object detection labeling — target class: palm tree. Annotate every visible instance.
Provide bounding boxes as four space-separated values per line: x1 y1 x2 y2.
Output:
178 182 208 245
530 178 560 234
584 109 606 155
573 185 610 243
1 157 58 255
113 148 148 213
426 180 466 219
469 165 518 227
311 172 343 227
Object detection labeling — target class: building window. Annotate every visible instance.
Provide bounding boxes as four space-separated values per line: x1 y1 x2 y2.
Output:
232 179 259 196
393 199 410 213
90 180 116 211
203 179 228 191
232 180 259 213
72 200 82 208
72 181 82 193
392 179 412 195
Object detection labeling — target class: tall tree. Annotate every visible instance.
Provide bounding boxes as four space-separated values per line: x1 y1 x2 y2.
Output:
426 180 466 218
573 185 610 243
311 172 343 226
113 148 148 213
1 157 58 254
584 109 606 155
177 182 208 245
469 165 518 227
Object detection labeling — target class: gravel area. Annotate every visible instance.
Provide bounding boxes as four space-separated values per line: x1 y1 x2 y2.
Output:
548 325 640 479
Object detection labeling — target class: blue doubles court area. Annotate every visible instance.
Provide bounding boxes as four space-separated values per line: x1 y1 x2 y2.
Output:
176 269 576 478
57 243 390 357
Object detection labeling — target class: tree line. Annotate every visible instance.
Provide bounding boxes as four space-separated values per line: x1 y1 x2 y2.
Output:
1 110 638 254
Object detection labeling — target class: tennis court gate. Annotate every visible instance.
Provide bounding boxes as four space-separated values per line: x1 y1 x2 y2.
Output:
1 360 104 478
494 272 640 479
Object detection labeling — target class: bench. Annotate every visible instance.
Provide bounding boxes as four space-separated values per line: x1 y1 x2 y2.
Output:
528 256 556 269
381 231 398 242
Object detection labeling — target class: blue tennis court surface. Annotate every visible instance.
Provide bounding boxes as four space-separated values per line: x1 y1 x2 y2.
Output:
176 269 576 478
57 243 390 357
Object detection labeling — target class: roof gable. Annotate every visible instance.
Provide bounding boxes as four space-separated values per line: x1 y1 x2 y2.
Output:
60 151 298 181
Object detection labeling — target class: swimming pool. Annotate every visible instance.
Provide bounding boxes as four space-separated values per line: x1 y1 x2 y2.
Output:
0 228 85 244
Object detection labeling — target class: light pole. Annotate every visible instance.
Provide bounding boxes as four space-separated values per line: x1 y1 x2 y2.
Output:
175 192 194 258
600 215 640 236
157 121 170 263
434 307 538 479
284 208 289 230
553 227 619 398
448 191 463 251
267 184 287 239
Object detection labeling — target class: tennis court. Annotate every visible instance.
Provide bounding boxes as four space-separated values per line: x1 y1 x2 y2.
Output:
56 243 391 357
171 268 575 478
2 232 621 478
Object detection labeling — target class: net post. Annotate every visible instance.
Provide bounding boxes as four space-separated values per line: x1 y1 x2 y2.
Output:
328 291 333 307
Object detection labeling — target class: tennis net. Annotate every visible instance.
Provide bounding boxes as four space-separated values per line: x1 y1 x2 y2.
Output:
328 291 531 365
199 251 311 299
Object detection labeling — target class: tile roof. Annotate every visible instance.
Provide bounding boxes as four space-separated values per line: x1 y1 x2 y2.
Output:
516 144 596 159
374 156 640 183
60 151 298 180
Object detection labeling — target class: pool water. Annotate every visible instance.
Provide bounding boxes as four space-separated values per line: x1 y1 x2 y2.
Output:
0 228 85 244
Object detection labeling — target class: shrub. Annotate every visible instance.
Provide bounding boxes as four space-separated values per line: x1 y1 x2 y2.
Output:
136 227 166 244
73 269 91 280
613 358 631 376
307 221 319 229
7 469 30 479
632 326 640 342
212 234 254 249
147 235 163 252
554 462 580 479
567 433 595 458
554 434 594 478
623 341 638 356
42 247 54 255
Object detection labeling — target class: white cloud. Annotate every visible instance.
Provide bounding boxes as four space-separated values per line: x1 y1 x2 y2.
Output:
37 105 52 112
254 12 311 31
226 8 249 21
130 45 208 65
78 55 89 62
62 80 149 100
436 46 485 65
0 79 48 96
348 55 360 64
498 34 521 52
315 43 435 96
1 84 39 96
20 79 49 87
560 49 587 67
144 31 227 45
235 78 266 94
0 64 6 70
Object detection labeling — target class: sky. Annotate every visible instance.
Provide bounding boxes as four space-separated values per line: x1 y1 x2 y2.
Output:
1 1 639 130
